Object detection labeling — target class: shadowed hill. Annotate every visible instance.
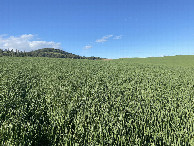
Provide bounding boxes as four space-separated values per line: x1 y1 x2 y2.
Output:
0 48 103 60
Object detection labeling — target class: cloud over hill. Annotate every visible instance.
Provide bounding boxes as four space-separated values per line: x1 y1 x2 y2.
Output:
0 34 61 51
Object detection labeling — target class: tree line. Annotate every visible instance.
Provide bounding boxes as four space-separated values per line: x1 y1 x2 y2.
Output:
0 48 103 60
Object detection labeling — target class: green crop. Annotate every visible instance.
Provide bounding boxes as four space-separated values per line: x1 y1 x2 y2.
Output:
0 57 194 145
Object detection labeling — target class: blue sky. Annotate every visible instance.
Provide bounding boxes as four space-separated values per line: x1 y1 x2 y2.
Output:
1 0 194 58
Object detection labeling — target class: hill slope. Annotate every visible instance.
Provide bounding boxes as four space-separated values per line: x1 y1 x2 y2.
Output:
119 55 194 67
0 48 103 60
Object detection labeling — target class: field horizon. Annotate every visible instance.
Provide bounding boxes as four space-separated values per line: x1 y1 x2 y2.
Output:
0 56 194 145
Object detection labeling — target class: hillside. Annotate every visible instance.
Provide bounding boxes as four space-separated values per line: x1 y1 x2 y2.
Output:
119 55 194 67
0 48 103 60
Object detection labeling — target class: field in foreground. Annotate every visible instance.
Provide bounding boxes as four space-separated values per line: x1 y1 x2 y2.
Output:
0 56 194 145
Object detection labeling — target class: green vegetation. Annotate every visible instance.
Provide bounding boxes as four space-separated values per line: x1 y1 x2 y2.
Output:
0 56 194 145
0 48 103 60
120 55 194 67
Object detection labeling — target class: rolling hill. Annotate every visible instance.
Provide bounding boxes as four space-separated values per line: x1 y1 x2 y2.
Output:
0 48 103 60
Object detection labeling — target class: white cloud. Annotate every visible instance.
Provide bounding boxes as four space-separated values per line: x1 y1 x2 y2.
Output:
82 34 122 50
20 34 34 39
95 35 113 43
83 45 92 49
113 35 122 40
0 34 61 52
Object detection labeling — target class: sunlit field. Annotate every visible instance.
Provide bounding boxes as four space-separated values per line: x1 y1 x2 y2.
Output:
0 56 194 145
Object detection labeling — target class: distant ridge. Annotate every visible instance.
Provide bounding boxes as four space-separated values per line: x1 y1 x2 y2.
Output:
0 48 104 60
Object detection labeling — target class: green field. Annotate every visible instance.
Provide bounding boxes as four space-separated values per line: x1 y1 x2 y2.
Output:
0 56 194 145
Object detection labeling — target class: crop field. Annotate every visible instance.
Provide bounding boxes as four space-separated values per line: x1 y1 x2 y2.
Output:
0 56 194 145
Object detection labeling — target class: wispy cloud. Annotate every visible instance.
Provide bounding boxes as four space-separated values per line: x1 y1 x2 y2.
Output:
113 35 122 40
95 35 113 43
84 45 92 49
0 34 61 52
83 34 122 50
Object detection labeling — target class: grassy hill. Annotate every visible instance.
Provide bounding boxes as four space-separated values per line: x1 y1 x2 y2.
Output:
119 55 194 67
